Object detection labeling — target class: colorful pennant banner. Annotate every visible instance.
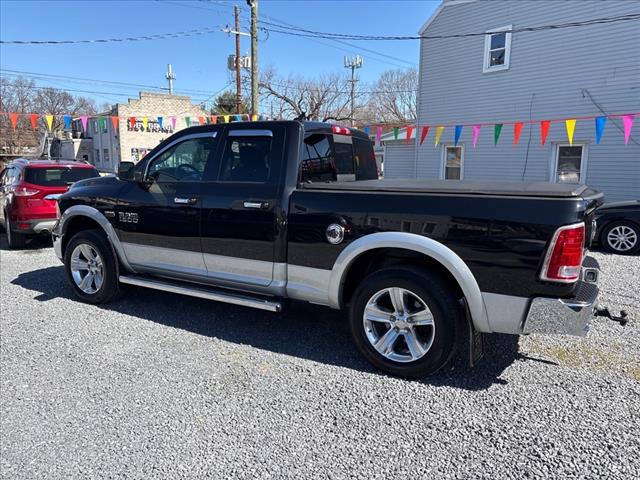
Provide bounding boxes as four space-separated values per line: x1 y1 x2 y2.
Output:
1 112 636 148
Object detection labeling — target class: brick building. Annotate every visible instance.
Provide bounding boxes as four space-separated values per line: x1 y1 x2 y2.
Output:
61 91 208 172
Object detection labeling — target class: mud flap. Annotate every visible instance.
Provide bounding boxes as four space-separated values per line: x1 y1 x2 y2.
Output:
462 298 485 367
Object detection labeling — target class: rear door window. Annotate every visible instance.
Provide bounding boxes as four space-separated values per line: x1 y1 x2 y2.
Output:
24 167 99 187
301 134 336 183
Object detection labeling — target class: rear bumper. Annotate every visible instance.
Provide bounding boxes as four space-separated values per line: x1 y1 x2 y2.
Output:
523 257 600 336
9 218 58 235
523 281 598 336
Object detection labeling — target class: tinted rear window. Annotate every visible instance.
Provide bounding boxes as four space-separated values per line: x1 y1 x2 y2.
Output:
24 167 99 186
353 137 378 180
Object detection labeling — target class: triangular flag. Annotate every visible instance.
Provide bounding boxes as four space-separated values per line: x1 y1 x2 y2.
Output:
200 116 206 125
110 116 118 130
30 114 38 131
513 122 524 145
623 115 635 145
142 117 148 130
364 126 370 135
393 127 399 140
434 126 444 146
45 115 54 131
234 115 241 122
420 126 429 146
375 126 382 145
594 116 606 144
64 115 72 129
98 117 106 131
565 119 576 145
223 115 230 123
9 113 18 130
170 116 177 129
540 120 551 146
405 126 414 143
454 125 463 146
157 116 163 129
128 116 136 129
493 124 503 145
251 114 257 121
185 116 191 127
472 125 480 148
210 115 217 124
81 115 88 131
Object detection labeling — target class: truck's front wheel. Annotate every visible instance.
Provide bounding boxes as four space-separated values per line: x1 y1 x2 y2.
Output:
64 229 121 304
349 267 465 378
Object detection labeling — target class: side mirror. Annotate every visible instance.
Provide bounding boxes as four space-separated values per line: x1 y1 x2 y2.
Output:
117 161 135 180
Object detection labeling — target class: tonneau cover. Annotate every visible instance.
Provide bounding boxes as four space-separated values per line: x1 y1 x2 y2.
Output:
301 179 594 198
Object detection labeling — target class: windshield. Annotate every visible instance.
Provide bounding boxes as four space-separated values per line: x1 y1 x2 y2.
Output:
24 167 99 187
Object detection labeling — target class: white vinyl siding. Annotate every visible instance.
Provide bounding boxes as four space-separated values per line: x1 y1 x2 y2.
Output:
382 142 415 178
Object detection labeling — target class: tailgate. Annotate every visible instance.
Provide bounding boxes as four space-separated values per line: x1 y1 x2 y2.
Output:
581 188 605 249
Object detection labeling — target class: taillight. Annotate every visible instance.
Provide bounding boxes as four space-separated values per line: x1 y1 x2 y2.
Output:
332 125 351 135
540 223 585 283
13 186 40 197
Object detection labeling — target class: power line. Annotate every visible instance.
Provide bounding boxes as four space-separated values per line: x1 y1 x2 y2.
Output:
160 0 415 69
0 69 215 96
261 13 640 40
0 26 223 45
0 76 216 103
2 13 636 45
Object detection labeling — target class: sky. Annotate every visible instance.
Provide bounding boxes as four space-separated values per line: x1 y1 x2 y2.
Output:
0 0 438 111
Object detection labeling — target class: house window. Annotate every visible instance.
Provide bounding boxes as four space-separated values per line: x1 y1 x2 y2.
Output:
553 144 586 184
95 149 101 164
443 145 464 180
103 148 110 164
483 25 512 73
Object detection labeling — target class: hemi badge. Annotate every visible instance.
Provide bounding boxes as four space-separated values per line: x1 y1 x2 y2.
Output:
104 211 116 218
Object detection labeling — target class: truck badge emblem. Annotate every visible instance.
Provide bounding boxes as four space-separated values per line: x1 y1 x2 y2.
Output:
118 212 139 224
326 224 345 245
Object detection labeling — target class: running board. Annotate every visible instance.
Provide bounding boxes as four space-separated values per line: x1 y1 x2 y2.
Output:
119 275 282 313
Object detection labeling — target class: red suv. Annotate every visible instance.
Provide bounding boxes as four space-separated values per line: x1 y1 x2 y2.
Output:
0 158 100 249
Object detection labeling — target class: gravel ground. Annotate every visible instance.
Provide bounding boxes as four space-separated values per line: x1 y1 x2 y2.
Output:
1 236 639 479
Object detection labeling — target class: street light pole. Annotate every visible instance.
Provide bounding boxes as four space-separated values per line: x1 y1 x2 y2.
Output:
344 56 363 127
234 5 242 114
247 0 259 117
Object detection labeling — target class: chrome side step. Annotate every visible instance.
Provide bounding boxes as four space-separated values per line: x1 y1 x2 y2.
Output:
119 275 282 313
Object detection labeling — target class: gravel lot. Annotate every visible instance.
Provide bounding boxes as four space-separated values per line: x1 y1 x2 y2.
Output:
1 236 639 479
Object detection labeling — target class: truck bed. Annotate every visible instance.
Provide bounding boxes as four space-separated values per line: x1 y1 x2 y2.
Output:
301 179 597 198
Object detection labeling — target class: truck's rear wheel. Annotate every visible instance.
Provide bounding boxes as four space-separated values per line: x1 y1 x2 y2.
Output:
349 267 465 378
64 229 121 304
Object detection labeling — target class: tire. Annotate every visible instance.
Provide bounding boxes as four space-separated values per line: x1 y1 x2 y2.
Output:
601 221 640 255
349 266 465 379
5 214 27 249
64 229 121 303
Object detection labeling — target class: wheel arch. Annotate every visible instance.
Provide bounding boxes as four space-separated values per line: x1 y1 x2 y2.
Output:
58 205 134 272
328 232 491 332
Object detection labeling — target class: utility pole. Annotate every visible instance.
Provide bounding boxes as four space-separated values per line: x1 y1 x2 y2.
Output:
344 56 363 127
165 64 176 94
247 0 259 117
234 6 242 114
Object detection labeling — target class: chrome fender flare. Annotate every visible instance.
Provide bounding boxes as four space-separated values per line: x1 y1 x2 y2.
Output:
328 232 491 333
55 205 135 273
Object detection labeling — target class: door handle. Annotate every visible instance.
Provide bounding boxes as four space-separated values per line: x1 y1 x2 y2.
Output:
243 201 269 209
174 197 198 205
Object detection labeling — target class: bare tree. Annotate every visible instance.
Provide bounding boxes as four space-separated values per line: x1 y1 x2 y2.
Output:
0 77 97 156
365 68 417 124
257 66 359 122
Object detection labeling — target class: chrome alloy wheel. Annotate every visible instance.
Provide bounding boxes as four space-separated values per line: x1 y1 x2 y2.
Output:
607 225 638 252
363 287 435 363
70 243 104 294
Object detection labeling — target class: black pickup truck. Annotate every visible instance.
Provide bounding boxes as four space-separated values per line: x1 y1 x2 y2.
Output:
53 120 622 378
